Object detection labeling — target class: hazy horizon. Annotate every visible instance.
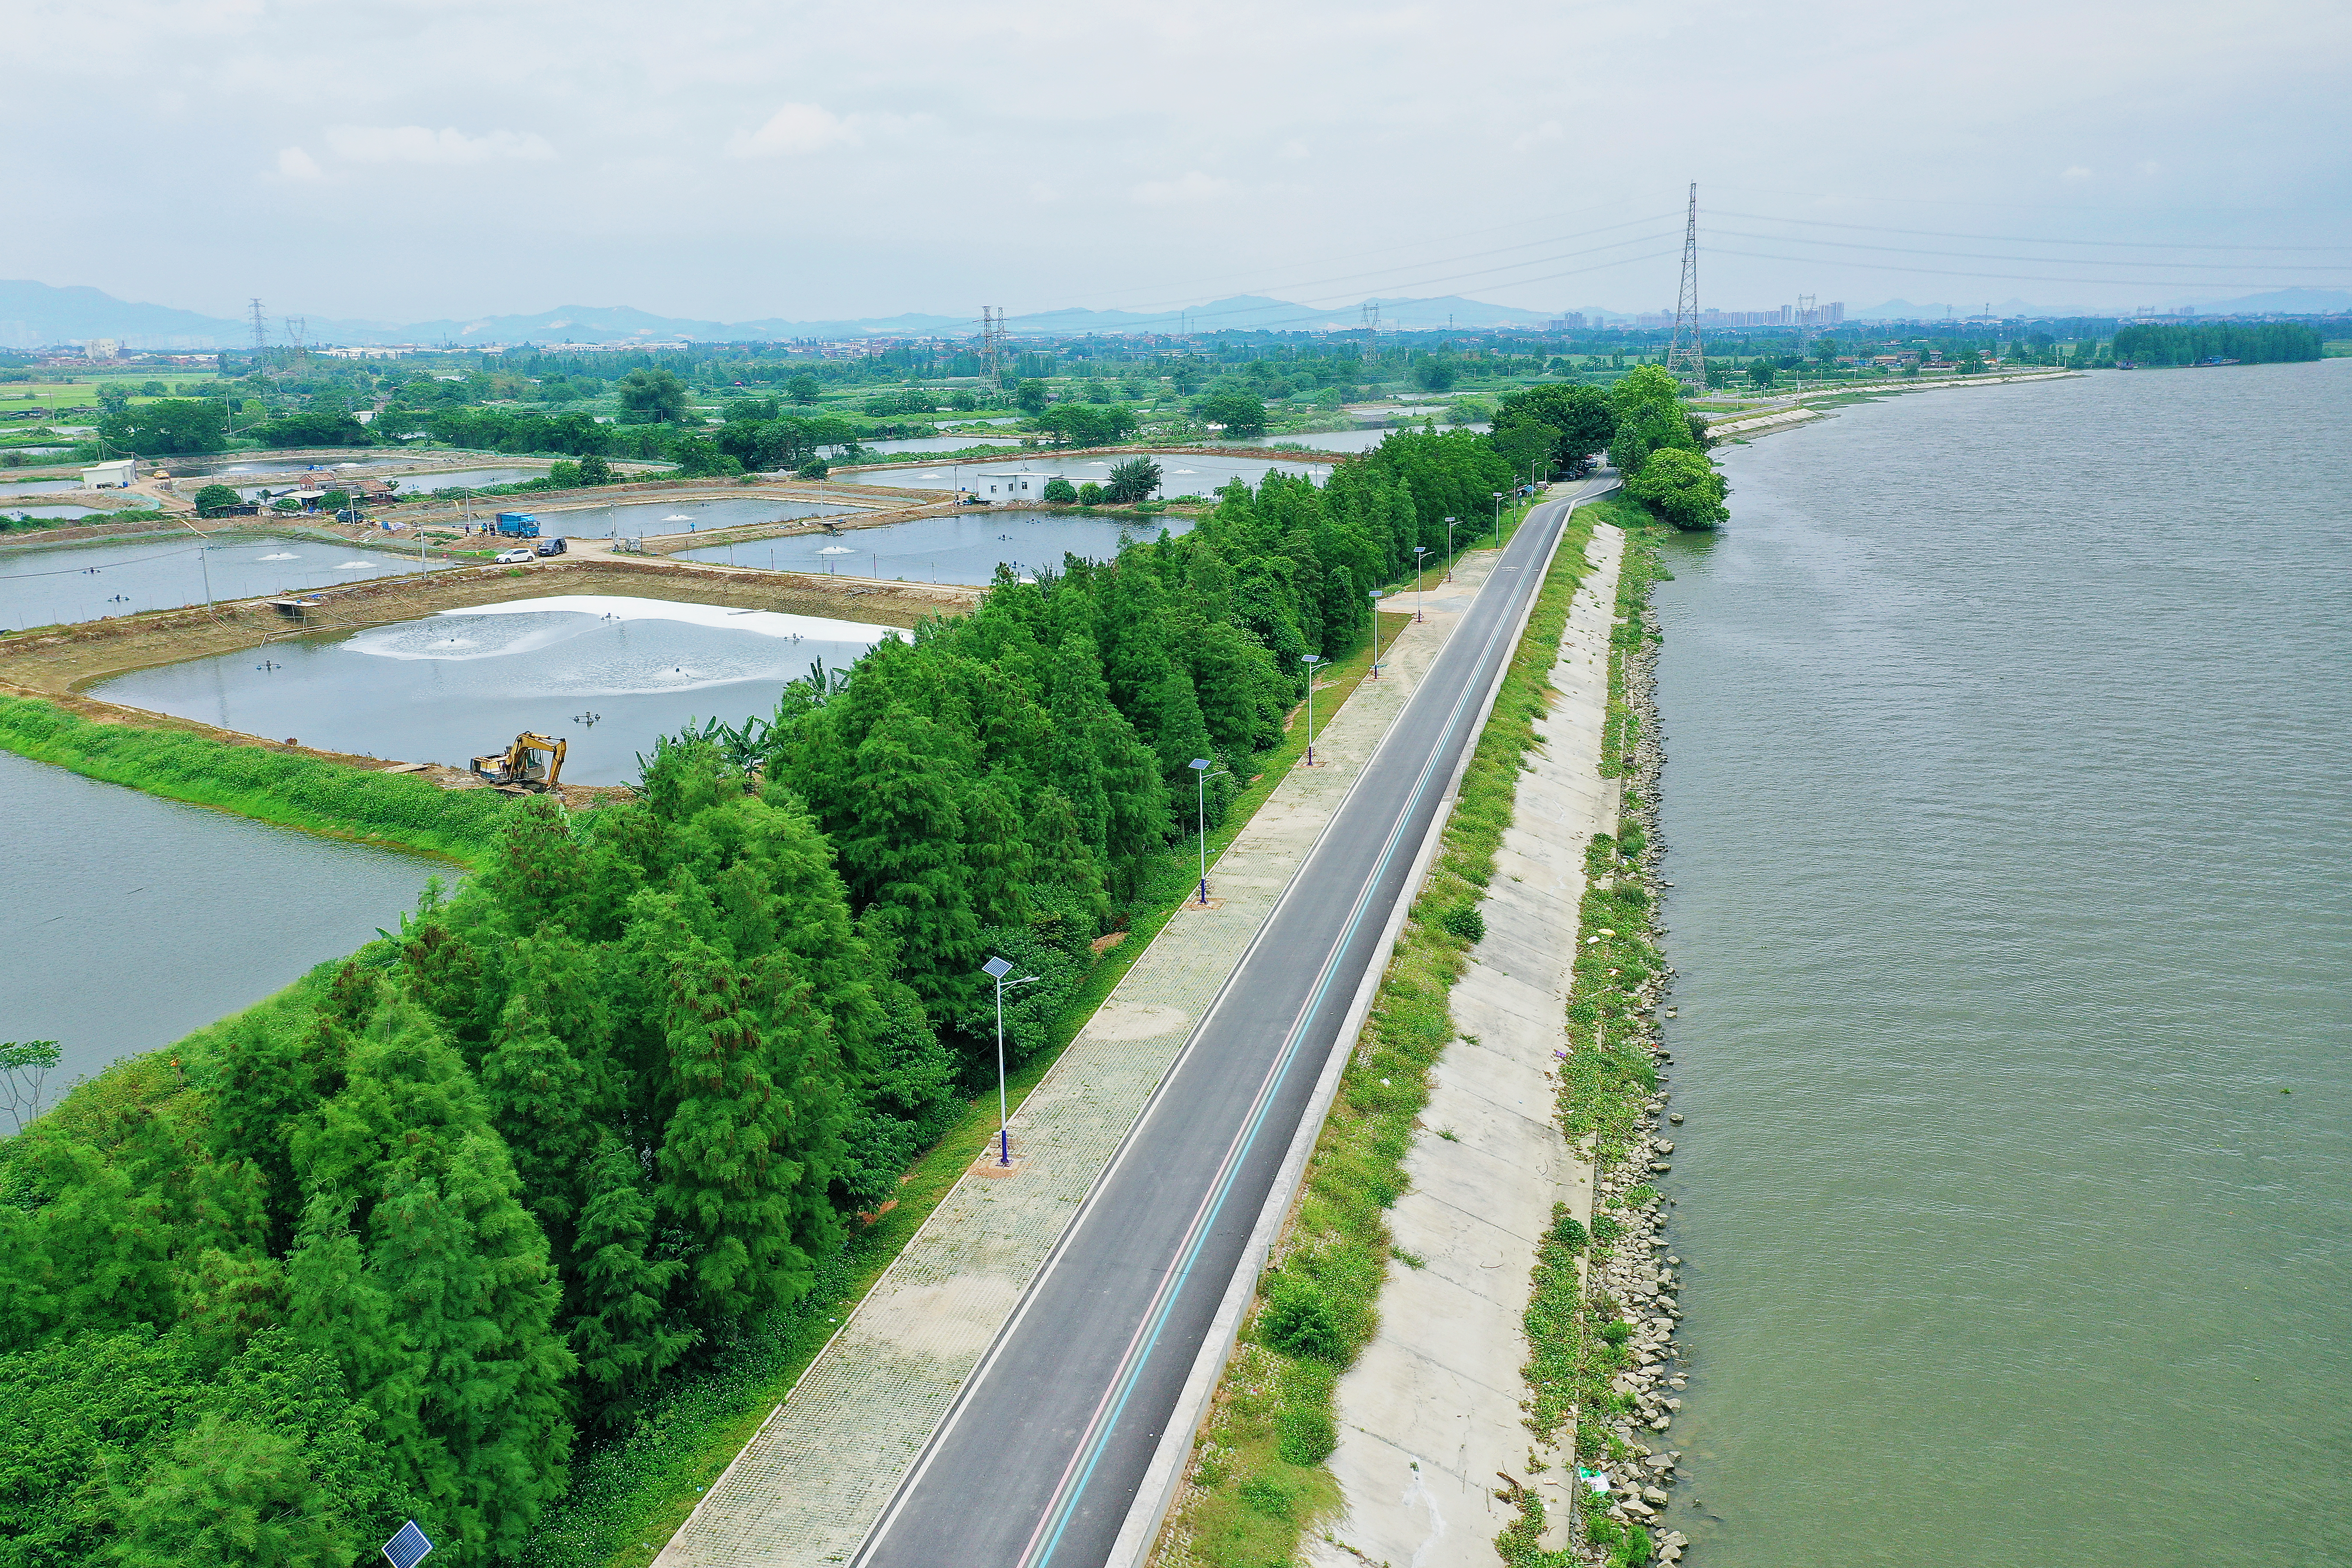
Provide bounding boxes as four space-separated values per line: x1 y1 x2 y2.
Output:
9 0 2348 328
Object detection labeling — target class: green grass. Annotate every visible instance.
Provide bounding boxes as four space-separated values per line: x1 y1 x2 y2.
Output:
0 694 509 864
1497 518 1675 1568
1160 500 1599 1568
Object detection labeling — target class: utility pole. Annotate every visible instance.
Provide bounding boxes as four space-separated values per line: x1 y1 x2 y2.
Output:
1665 182 1707 397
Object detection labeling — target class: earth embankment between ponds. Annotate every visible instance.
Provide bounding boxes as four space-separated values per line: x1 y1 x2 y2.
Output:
0 555 976 703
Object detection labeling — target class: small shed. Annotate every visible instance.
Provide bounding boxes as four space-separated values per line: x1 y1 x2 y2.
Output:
969 470 1060 505
81 459 137 489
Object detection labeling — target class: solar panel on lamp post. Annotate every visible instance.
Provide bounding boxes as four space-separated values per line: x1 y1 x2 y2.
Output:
1413 545 1430 622
980 955 1038 1167
1187 757 1227 905
1300 653 1324 766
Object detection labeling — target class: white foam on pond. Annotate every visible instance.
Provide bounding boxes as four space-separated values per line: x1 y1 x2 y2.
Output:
258 552 298 560
436 594 902 646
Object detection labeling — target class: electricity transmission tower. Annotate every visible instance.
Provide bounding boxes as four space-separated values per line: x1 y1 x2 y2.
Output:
1665 183 1707 395
248 299 267 355
980 306 1006 395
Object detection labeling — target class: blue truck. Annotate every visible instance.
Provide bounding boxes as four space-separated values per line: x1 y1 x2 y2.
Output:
495 511 542 539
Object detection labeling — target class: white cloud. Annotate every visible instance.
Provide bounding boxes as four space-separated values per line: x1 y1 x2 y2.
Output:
727 104 857 158
1511 120 1565 153
324 126 556 165
1131 171 1230 205
2061 165 2093 181
275 145 323 181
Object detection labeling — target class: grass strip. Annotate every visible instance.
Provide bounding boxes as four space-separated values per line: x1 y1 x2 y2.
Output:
1155 500 1597 1568
0 692 508 863
1498 502 1675 1568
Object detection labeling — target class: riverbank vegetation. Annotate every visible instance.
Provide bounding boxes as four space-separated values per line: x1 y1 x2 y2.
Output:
1157 494 1594 1568
0 695 512 862
2110 321 2321 366
0 420 1587 1567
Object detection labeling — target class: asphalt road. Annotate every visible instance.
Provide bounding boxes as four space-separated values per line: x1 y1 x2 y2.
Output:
856 483 1597 1568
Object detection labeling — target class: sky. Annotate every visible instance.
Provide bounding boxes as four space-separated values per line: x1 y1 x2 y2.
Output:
13 0 2351 326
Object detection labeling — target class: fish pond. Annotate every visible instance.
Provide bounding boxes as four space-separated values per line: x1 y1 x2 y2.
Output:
0 533 429 631
89 594 900 785
672 508 1192 582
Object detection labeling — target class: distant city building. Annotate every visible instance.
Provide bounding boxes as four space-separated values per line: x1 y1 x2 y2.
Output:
1546 314 1586 331
84 339 120 360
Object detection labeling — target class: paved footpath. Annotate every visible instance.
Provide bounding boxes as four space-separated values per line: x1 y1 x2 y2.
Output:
1309 523 1625 1568
658 539 1522 1568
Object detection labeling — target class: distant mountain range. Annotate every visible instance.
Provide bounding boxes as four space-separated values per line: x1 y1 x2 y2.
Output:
4 278 2343 352
0 280 1582 351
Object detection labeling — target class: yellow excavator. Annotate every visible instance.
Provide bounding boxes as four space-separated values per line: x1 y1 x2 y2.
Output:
471 732 567 793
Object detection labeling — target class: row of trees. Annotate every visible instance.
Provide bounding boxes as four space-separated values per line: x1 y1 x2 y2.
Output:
0 422 1550 1566
1489 368 1726 529
2111 321 2321 366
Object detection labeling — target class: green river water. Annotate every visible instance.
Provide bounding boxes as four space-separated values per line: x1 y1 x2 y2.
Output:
1650 360 2349 1565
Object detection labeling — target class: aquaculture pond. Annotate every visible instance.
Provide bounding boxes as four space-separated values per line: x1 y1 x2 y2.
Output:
522 496 860 540
868 451 1338 497
0 749 447 1111
89 594 901 786
0 533 428 631
672 508 1193 582
0 478 83 497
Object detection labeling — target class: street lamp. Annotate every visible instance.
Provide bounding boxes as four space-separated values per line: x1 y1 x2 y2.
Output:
1412 545 1430 622
1367 589 1383 678
1491 490 1506 545
1300 653 1325 766
1187 757 1227 906
1443 516 1457 582
980 955 1039 1167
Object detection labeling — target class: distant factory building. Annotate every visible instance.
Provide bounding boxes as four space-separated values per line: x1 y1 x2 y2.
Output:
81 458 137 488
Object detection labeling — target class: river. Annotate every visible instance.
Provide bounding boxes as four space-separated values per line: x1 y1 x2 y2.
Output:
1649 360 2350 1565
0 750 447 1112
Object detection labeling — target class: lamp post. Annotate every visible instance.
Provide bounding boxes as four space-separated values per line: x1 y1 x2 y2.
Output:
1187 757 1227 905
1300 652 1324 766
980 955 1039 1167
1443 516 1457 582
1367 589 1383 678
1491 490 1506 545
1412 545 1430 622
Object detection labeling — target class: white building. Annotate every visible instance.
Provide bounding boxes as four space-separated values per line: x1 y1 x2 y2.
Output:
81 459 137 488
968 470 1061 504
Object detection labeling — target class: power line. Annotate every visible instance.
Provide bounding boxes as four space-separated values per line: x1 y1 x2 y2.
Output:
1709 208 2349 254
1706 226 2352 272
1703 245 2333 292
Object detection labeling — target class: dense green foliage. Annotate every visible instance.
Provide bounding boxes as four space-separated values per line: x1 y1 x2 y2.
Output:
2111 321 2321 366
97 397 230 456
0 425 1541 1566
0 697 513 860
1604 366 1726 532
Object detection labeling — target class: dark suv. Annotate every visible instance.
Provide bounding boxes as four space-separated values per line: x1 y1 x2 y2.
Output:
533 536 568 557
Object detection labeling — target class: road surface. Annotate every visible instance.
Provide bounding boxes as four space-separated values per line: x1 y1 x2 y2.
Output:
856 481 1599 1568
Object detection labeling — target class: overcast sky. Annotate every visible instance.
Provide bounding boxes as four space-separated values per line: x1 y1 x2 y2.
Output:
14 0 2350 325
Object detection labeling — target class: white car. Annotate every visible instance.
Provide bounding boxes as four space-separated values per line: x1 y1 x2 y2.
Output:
495 548 536 564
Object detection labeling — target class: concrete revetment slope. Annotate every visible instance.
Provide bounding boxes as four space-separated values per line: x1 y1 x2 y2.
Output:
1308 523 1625 1568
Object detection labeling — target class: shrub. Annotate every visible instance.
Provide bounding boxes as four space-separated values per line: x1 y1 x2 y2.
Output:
796 458 829 479
1041 478 1078 503
1548 1211 1589 1252
1590 1214 1624 1244
1075 481 1105 506
1274 1404 1336 1467
1257 1273 1347 1362
1438 903 1485 943
1598 1318 1632 1345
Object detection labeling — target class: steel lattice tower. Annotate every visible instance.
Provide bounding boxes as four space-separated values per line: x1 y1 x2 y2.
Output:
248 298 267 355
1665 184 1707 395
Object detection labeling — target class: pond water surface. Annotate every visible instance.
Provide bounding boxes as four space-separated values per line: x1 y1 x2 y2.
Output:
673 508 1192 582
91 594 900 785
503 496 861 540
0 533 429 630
0 478 82 497
0 750 446 1112
871 452 1338 497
